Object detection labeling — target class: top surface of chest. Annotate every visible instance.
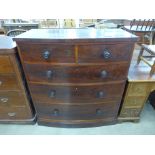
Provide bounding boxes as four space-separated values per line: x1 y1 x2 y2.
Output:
14 28 138 42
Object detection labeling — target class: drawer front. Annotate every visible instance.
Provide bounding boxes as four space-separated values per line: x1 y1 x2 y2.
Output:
0 107 33 120
78 43 134 63
123 96 146 107
0 91 28 107
25 63 129 83
0 74 19 90
29 82 125 104
119 107 141 118
127 83 149 97
0 56 14 73
18 44 75 63
35 102 119 120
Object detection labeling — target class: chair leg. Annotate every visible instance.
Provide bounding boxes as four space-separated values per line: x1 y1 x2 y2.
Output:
137 47 144 65
150 60 155 76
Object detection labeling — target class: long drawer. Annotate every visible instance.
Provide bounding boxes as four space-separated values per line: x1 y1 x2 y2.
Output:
29 82 125 104
0 91 28 107
0 74 20 90
0 106 33 120
24 63 129 83
35 102 119 120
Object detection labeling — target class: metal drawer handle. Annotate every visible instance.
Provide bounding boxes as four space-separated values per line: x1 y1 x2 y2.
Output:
96 108 102 115
8 112 16 117
0 81 2 85
102 49 111 59
46 70 53 78
42 50 51 60
0 98 9 103
101 70 107 78
49 90 56 98
52 109 59 116
97 91 105 98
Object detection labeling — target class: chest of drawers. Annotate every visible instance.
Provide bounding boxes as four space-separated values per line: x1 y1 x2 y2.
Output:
14 29 138 127
0 36 35 123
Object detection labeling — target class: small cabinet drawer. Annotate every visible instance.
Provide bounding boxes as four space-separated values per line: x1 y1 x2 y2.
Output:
127 83 149 97
0 56 14 73
25 63 129 83
78 43 133 63
35 102 119 120
123 96 147 107
119 107 141 118
29 82 125 104
0 75 19 90
18 44 75 63
0 91 28 107
0 107 33 120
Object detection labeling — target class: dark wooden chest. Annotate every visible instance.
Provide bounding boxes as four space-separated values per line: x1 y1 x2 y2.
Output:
14 29 138 127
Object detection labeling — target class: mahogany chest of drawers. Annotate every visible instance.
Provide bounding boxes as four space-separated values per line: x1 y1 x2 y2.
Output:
0 36 35 123
14 29 138 127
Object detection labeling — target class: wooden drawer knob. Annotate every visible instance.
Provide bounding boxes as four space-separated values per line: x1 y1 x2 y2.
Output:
0 97 8 103
49 90 56 98
52 109 59 116
96 108 102 115
42 50 51 60
102 49 111 59
101 70 107 78
97 91 105 98
46 70 53 78
8 112 16 117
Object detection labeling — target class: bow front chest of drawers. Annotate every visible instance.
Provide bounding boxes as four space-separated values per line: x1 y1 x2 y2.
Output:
0 36 35 123
14 29 138 127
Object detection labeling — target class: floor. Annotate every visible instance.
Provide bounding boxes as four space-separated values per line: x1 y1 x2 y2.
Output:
0 102 155 135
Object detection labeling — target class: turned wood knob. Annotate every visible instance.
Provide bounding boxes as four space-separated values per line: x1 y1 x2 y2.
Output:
102 49 111 59
96 109 102 115
46 70 53 78
97 91 105 98
101 70 107 78
49 90 56 98
42 50 51 60
52 109 59 116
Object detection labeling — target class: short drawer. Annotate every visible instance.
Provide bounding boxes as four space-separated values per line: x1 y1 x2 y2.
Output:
0 107 33 120
127 83 149 97
0 91 28 107
35 102 119 120
123 96 147 107
119 107 141 118
78 43 134 63
0 74 19 90
0 56 14 73
18 44 75 63
29 82 125 104
24 63 129 83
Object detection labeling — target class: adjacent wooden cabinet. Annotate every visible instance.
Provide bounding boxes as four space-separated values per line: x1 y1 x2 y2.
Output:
119 62 155 122
14 29 138 127
0 36 35 123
